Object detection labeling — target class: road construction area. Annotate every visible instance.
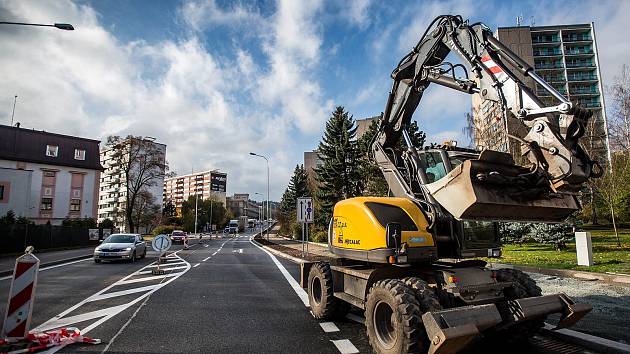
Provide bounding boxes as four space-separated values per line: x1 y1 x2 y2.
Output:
0 229 628 353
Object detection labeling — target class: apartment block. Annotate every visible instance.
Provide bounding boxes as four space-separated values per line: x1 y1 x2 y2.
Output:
163 169 227 214
471 23 610 165
0 124 102 224
97 137 166 232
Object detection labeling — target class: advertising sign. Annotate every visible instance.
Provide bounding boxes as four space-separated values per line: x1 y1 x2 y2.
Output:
211 173 227 192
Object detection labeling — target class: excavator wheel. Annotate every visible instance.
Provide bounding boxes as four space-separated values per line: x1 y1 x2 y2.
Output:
402 277 442 350
496 268 545 342
366 279 424 354
308 262 349 320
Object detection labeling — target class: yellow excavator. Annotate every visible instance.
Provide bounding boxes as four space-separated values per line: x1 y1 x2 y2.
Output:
301 15 599 354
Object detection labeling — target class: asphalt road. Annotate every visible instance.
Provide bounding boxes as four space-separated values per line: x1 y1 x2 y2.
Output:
0 231 608 354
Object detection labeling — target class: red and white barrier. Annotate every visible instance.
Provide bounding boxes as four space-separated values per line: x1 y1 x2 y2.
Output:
0 327 101 353
2 249 39 339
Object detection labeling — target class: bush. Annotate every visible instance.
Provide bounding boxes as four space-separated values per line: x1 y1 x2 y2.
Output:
310 229 327 243
153 225 175 236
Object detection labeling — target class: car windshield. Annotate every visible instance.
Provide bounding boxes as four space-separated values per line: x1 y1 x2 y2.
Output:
172 232 184 236
104 235 135 244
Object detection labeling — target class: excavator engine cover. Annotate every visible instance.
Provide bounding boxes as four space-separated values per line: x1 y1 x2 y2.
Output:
328 197 438 263
425 150 579 222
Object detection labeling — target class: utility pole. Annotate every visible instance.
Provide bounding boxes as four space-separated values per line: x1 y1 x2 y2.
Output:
10 95 17 126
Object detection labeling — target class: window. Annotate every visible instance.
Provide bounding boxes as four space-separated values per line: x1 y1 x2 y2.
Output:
365 202 418 231
41 198 53 210
70 199 81 211
46 145 58 157
0 185 4 200
74 149 86 160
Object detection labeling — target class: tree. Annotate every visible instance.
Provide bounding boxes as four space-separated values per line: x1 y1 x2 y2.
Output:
105 135 167 233
62 218 97 228
0 210 16 225
163 199 177 218
99 218 115 230
315 106 362 226
180 195 228 232
278 165 310 237
498 222 532 244
131 190 161 233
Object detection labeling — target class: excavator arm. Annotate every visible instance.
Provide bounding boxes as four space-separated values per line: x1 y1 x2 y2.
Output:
373 15 601 223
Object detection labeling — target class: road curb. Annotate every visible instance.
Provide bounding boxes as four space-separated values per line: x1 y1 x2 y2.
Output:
250 238 307 265
0 254 93 277
542 324 630 354
488 262 630 288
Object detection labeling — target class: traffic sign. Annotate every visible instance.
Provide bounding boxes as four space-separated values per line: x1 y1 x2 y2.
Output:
297 197 314 224
152 234 172 253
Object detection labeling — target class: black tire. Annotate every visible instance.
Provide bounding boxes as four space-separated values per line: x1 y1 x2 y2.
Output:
366 279 424 354
308 262 349 320
496 268 545 341
94 259 101 263
141 249 147 259
402 277 442 313
130 251 136 263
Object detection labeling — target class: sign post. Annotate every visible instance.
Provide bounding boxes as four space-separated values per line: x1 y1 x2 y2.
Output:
151 234 172 275
297 197 314 256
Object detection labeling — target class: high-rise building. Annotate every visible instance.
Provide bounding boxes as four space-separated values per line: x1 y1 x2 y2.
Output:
0 124 102 224
226 193 261 219
355 115 379 139
97 137 166 232
471 23 610 165
163 169 227 214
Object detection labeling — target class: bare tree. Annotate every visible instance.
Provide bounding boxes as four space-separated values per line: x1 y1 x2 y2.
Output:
608 64 630 151
106 136 167 233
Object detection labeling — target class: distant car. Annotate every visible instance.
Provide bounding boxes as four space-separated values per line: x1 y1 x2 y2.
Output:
94 233 146 263
170 230 187 243
223 226 229 233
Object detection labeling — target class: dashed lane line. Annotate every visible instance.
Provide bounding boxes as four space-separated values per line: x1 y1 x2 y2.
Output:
202 256 211 262
320 322 340 333
193 263 200 268
331 339 360 354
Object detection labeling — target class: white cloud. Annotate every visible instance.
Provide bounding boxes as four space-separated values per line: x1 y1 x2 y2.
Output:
342 0 372 29
180 0 265 32
0 0 322 200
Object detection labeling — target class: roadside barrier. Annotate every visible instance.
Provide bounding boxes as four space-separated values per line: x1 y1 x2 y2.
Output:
2 247 39 339
1 247 100 353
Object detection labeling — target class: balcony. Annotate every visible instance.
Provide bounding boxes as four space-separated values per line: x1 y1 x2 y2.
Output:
570 88 599 95
567 75 598 82
540 76 566 83
533 50 562 57
535 64 564 70
565 49 593 56
563 35 592 42
537 89 567 97
566 62 594 68
532 36 559 44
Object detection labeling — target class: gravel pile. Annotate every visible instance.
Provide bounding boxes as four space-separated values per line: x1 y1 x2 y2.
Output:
529 272 630 343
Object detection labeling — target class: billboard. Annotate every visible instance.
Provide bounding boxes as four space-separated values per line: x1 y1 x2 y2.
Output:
211 172 227 192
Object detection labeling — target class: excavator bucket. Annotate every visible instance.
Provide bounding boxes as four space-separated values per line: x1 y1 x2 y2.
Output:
424 150 579 222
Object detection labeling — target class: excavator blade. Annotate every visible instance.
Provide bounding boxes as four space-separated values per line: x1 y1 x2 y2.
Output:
425 150 579 222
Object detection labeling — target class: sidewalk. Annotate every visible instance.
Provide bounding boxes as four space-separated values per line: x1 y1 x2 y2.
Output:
0 247 94 276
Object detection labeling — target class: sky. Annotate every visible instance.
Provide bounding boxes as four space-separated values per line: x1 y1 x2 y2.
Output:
1 0 629 201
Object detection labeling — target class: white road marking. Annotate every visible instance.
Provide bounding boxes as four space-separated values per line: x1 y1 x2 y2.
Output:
34 253 190 338
118 272 179 285
202 256 211 262
232 249 243 254
0 258 92 281
250 239 309 307
193 263 200 268
136 265 188 275
204 245 209 248
89 285 158 301
319 322 340 333
100 291 151 354
331 339 359 354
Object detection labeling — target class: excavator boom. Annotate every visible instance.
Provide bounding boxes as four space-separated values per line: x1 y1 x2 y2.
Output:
373 15 600 223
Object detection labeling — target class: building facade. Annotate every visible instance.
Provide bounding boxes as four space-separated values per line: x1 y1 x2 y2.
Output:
97 137 166 232
163 169 227 214
355 116 379 140
226 193 261 219
471 23 610 165
0 124 102 224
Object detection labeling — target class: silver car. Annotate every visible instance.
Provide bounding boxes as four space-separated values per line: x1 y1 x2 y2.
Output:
94 233 147 263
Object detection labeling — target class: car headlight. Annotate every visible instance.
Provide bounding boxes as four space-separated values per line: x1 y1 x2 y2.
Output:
95 247 102 252
124 247 132 251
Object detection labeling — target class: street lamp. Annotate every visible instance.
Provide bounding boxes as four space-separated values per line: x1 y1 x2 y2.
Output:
0 22 75 30
249 152 269 240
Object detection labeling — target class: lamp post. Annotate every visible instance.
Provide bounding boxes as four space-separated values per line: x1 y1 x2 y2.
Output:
0 22 74 30
249 152 269 241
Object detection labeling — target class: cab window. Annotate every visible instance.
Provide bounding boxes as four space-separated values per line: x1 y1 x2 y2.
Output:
420 151 447 183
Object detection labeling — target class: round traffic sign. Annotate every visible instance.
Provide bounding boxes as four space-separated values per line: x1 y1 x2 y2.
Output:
152 234 172 253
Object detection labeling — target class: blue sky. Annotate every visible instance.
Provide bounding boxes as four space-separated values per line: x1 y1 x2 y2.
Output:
1 0 628 200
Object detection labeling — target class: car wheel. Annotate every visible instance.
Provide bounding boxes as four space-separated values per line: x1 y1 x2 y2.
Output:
130 251 136 263
141 249 147 259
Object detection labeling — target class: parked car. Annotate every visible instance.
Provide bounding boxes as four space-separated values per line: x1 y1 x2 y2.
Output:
94 233 146 263
170 230 187 243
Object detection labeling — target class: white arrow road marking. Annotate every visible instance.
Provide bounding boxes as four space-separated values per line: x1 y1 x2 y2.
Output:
232 249 243 253
33 252 190 344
